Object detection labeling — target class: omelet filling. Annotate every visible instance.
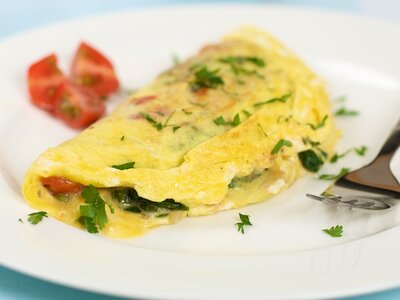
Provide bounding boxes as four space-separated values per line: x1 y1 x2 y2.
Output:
23 27 338 238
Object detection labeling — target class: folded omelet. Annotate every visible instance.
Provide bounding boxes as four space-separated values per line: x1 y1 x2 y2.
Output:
23 27 338 237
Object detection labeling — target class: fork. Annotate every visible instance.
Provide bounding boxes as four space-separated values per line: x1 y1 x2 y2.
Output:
307 118 400 212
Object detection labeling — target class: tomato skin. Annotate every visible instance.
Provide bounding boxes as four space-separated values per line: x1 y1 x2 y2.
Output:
54 82 105 129
71 42 119 97
28 54 65 111
41 176 83 195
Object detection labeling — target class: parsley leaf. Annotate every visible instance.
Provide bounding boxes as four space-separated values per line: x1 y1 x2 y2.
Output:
298 149 324 172
213 113 241 127
355 145 367 156
253 93 291 107
335 107 359 116
80 185 114 233
120 135 125 141
319 168 350 180
173 126 181 132
242 110 252 118
308 115 328 130
330 149 352 163
27 211 48 225
236 213 252 234
322 225 343 237
112 162 135 170
271 139 292 154
140 111 175 131
302 137 320 147
190 66 224 92
219 56 266 67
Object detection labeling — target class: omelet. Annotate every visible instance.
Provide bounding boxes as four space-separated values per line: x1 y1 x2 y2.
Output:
23 27 338 237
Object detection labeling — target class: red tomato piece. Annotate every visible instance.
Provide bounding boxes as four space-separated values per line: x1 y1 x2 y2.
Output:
71 42 119 97
54 82 105 129
27 54 65 112
41 176 83 195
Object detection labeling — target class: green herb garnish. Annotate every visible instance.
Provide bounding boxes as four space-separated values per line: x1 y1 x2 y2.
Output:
308 115 328 130
236 213 252 234
302 137 320 147
355 145 367 156
271 139 293 155
120 135 125 141
79 185 114 233
242 110 252 118
253 93 291 107
213 113 241 127
319 168 350 180
112 162 135 170
27 211 48 225
298 149 324 172
322 225 343 237
18 218 23 223
219 56 266 67
330 149 352 163
219 56 266 78
140 111 175 131
173 126 181 132
335 107 359 116
190 66 224 92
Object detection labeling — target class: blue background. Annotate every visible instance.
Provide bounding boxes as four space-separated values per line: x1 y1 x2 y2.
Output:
0 0 399 299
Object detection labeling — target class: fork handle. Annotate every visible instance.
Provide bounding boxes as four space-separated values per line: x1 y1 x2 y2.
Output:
343 118 400 193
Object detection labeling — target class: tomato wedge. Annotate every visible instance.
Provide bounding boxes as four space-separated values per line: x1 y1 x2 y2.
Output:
71 42 119 97
41 176 83 195
27 54 65 111
54 82 105 129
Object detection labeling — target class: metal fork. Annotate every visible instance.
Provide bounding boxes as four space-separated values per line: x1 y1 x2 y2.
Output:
307 118 400 212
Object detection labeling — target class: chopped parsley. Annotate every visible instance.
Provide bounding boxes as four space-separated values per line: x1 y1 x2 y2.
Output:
236 213 252 234
330 149 352 163
331 146 368 163
257 123 268 137
190 66 224 92
219 56 266 78
120 135 125 141
79 185 114 234
355 145 367 156
302 137 320 147
322 225 343 237
213 113 241 127
18 218 23 223
112 162 135 170
27 211 48 225
319 168 350 180
242 110 252 118
335 107 359 116
173 126 181 132
219 56 266 67
140 111 175 131
271 139 292 154
308 115 328 130
253 93 291 107
298 149 324 172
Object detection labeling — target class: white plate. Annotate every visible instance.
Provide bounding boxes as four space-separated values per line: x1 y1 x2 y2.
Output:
1 4 400 299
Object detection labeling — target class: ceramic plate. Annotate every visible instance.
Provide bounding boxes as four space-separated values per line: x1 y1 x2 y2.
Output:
1 4 400 299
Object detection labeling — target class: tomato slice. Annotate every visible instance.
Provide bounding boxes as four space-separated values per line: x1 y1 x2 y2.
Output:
54 82 105 129
41 176 83 195
71 42 119 98
27 54 65 111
